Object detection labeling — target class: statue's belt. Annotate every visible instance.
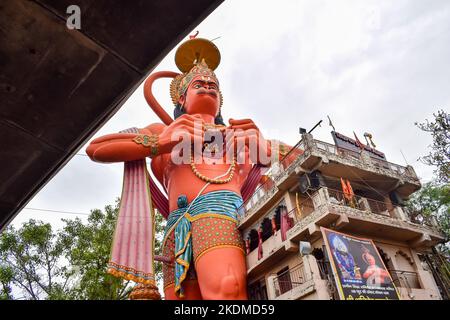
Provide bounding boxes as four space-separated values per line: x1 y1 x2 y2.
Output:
163 190 243 298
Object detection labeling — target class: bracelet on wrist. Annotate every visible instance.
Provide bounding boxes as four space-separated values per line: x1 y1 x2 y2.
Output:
133 134 159 157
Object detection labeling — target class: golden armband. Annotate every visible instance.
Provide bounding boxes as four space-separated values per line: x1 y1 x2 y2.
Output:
133 134 159 157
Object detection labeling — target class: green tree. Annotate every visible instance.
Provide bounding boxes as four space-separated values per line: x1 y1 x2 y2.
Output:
60 200 131 300
59 198 166 299
407 182 450 242
0 220 72 300
416 109 449 184
0 266 14 300
408 109 450 251
0 199 165 300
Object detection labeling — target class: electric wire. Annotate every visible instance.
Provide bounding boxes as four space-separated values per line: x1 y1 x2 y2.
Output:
21 207 90 216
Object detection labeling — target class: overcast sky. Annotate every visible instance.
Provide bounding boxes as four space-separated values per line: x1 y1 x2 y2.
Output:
11 0 450 230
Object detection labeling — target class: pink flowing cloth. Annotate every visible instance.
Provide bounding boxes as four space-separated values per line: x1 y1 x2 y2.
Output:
148 173 169 219
280 205 293 241
257 228 263 260
107 128 156 285
241 165 263 203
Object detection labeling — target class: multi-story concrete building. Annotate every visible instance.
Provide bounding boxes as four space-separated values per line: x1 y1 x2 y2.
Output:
240 132 448 300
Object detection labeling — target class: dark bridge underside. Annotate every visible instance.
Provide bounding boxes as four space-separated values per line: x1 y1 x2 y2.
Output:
0 0 223 230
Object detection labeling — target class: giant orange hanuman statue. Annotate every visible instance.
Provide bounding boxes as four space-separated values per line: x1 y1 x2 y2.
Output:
86 36 292 300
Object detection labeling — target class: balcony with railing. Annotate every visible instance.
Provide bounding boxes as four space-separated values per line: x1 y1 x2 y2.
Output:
388 270 442 300
326 188 392 216
239 175 277 222
238 133 421 229
244 200 317 273
271 263 317 300
312 139 416 180
244 183 444 274
390 270 422 290
287 187 445 245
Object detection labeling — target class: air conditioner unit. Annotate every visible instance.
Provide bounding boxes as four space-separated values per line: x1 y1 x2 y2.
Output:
299 241 312 256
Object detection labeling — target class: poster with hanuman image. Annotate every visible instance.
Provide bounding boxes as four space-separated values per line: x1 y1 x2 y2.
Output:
321 227 400 300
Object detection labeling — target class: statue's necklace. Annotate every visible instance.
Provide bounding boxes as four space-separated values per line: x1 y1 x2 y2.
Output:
190 154 236 184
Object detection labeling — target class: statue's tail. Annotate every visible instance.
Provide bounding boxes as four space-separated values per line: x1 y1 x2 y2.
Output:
143 71 179 125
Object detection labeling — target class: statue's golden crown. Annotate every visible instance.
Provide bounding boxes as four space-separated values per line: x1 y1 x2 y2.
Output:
170 37 223 107
170 59 221 106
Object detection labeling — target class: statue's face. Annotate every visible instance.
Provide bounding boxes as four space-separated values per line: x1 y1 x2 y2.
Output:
179 75 220 118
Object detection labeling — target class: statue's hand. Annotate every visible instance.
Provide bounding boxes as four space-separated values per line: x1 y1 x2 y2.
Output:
228 119 269 159
158 114 205 154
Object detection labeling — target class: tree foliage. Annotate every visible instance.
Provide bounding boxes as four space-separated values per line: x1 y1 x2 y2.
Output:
407 182 450 242
60 201 131 300
408 109 450 251
0 199 165 300
0 220 72 300
416 109 450 184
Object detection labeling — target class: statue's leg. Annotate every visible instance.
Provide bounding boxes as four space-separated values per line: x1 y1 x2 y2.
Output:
195 247 248 299
192 217 248 300
162 230 202 300
164 280 202 300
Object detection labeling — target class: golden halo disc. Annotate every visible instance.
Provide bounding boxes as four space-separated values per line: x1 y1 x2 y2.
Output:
175 38 221 73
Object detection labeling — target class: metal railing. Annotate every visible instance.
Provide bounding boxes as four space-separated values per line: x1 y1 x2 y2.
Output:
390 270 421 289
313 139 414 179
237 138 306 220
279 140 306 170
288 198 316 224
238 176 276 220
273 264 308 298
326 188 391 216
370 157 409 176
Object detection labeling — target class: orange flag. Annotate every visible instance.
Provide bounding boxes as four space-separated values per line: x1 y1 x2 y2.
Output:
346 179 354 197
340 177 349 196
353 131 365 150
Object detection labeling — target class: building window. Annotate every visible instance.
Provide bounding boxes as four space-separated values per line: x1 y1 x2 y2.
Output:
261 218 272 242
248 279 268 300
248 229 259 252
276 266 293 295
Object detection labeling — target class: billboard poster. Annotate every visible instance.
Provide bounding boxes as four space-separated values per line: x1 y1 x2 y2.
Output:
321 227 400 300
331 131 386 160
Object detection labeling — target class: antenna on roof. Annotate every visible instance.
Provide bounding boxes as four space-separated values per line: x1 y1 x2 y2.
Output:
327 115 336 132
308 120 323 134
400 149 409 166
